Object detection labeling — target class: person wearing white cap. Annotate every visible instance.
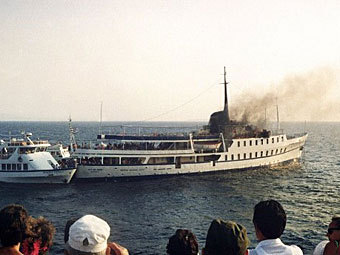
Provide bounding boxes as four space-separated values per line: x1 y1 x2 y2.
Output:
64 215 129 255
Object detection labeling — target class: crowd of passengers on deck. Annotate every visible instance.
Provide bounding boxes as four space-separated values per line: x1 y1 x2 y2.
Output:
75 141 190 151
0 200 337 255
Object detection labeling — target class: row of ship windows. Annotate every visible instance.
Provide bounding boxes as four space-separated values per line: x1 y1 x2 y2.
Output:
1 163 28 171
226 147 287 160
237 136 284 147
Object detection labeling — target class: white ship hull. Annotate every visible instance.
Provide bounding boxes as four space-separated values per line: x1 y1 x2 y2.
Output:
74 134 307 179
0 168 77 184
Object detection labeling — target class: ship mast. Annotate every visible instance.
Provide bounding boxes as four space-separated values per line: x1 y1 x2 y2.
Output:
223 66 230 124
99 101 103 135
276 97 280 133
69 116 77 153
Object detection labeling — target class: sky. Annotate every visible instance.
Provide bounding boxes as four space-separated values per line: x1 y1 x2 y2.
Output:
1 0 340 122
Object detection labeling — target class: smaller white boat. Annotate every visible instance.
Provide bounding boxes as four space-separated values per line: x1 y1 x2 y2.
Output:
0 132 76 184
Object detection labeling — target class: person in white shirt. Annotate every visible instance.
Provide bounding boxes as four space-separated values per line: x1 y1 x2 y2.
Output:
248 200 303 255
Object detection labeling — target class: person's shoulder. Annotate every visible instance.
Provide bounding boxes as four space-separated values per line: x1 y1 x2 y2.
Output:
288 244 303 255
248 248 257 255
313 240 329 255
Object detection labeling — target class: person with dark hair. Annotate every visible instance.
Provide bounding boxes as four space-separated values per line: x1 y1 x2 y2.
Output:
166 229 198 255
249 200 303 255
63 218 80 244
314 216 340 255
21 216 56 255
202 219 249 255
0 204 29 255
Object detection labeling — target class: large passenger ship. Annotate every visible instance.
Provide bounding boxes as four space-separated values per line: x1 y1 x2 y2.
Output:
71 68 308 180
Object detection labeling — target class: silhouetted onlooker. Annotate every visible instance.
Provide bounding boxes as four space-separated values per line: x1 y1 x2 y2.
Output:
316 216 340 255
249 200 303 255
203 219 249 255
0 204 29 255
166 229 198 255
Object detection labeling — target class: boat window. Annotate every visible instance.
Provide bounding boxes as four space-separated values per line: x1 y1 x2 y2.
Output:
271 150 274 155
87 157 102 165
276 149 278 154
48 160 57 169
121 157 146 165
255 152 258 158
250 140 252 146
17 164 22 170
12 164 16 170
266 151 268 156
238 154 240 160
277 137 279 143
260 151 263 157
7 164 11 170
36 147 47 152
266 139 269 144
272 138 274 143
19 148 35 154
284 148 286 152
243 141 246 147
231 154 234 160
0 147 16 159
23 164 28 170
255 140 258 146
261 139 264 145
281 136 284 142
1 164 5 170
237 141 240 147
243 153 246 159
148 157 174 164
179 156 196 163
203 155 220 162
103 157 119 165
225 155 227 161
249 152 252 158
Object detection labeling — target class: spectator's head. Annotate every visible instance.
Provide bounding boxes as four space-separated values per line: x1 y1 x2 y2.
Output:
36 216 55 252
166 229 198 255
22 216 55 255
252 200 286 240
65 215 110 255
327 215 340 241
64 218 80 244
0 204 28 247
203 219 249 255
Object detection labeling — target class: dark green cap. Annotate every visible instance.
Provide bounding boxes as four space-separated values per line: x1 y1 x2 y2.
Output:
204 219 250 255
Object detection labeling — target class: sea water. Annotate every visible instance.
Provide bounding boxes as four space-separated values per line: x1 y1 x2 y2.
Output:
0 121 339 255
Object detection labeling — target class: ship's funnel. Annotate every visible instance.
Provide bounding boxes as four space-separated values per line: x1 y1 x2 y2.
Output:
208 67 230 134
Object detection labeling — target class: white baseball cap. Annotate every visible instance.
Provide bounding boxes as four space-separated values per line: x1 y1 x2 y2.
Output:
68 215 110 253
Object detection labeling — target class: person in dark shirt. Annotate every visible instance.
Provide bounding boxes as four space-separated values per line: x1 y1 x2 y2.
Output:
166 229 198 255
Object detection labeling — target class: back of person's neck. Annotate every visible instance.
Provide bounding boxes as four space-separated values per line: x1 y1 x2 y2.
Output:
0 243 22 255
255 228 266 241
